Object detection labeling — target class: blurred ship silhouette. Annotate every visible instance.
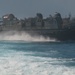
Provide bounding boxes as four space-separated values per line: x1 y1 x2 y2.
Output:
0 12 75 41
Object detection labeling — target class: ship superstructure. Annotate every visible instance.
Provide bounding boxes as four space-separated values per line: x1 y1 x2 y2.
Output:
0 13 75 41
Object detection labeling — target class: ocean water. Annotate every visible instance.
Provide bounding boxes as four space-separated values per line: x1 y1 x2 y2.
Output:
0 41 75 75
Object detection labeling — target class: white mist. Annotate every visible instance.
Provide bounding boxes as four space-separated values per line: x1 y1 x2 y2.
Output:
0 31 56 42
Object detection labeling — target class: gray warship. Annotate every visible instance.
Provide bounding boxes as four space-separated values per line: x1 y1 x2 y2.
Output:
0 12 75 41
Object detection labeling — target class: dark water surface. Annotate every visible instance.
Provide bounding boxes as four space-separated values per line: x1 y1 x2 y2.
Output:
0 41 75 75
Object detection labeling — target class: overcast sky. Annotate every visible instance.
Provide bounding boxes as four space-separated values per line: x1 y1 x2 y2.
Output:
0 0 75 18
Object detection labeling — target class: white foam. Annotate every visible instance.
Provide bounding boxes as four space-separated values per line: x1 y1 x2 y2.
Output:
0 50 75 75
0 31 56 42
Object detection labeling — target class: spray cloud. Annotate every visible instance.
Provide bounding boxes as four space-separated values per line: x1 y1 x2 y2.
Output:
0 31 56 42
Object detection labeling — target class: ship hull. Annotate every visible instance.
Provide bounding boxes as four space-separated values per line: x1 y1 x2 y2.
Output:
23 29 75 41
0 28 75 41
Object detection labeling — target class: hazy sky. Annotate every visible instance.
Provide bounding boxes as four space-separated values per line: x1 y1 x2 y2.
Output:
0 0 75 18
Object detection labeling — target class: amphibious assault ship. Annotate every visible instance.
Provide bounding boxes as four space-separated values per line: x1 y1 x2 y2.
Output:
0 12 75 41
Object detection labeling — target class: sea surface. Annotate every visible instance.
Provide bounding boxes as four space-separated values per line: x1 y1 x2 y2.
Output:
0 41 75 75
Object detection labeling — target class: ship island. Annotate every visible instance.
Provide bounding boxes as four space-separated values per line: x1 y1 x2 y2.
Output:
0 12 75 41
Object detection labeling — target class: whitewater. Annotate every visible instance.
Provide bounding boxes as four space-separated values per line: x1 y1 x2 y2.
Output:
0 31 74 75
0 31 56 42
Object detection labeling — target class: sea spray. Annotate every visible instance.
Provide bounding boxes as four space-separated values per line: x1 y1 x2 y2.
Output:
0 31 56 42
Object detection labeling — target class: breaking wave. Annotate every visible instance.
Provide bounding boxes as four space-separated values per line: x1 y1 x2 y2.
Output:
0 40 75 75
0 50 75 75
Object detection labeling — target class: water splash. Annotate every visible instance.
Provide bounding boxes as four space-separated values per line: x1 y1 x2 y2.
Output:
0 31 56 42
